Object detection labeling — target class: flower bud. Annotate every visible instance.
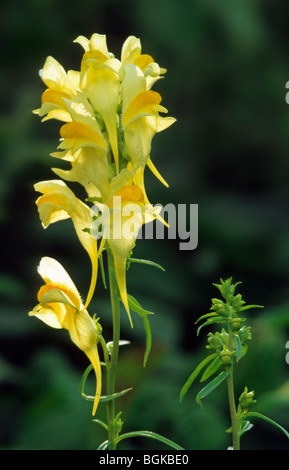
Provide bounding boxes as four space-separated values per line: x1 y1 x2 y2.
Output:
220 346 234 364
230 317 244 332
239 387 256 411
207 330 229 351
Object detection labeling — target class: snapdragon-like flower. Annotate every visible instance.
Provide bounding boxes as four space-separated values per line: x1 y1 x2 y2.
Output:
121 64 176 198
34 56 79 122
29 257 102 415
93 182 161 326
34 180 98 310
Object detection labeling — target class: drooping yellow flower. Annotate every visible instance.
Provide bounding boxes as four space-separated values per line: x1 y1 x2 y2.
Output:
121 64 176 197
29 256 102 415
34 180 98 310
34 56 79 122
95 182 161 327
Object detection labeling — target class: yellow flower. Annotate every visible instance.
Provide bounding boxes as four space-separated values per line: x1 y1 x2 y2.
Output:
34 180 98 310
121 64 176 197
96 182 161 327
80 53 122 174
51 92 111 201
120 35 166 89
74 33 111 69
29 257 102 415
34 56 79 122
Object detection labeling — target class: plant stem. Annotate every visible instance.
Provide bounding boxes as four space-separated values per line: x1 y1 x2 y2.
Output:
106 249 121 450
227 367 240 450
227 324 240 450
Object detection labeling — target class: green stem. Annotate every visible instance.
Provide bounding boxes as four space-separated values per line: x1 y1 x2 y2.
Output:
106 249 121 450
227 324 240 450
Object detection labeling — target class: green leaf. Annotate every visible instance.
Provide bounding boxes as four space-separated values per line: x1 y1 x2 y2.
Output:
240 304 263 311
116 431 184 450
179 353 217 403
200 356 223 382
127 257 165 271
246 412 289 440
106 340 131 355
195 312 218 325
83 387 132 403
99 252 107 289
196 316 225 336
196 370 231 408
239 420 254 437
79 364 132 403
226 419 254 436
97 440 110 450
99 388 133 403
127 294 152 366
92 419 108 431
127 294 154 315
234 334 243 360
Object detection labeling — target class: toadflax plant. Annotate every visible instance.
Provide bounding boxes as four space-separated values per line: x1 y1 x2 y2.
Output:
29 32 183 450
180 278 289 450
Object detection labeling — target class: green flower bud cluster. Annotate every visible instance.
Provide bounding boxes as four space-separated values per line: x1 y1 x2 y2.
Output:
207 329 229 351
209 279 247 332
238 387 256 413
206 329 234 364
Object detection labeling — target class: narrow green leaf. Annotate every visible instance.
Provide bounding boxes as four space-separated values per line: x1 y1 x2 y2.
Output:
79 364 94 399
116 431 184 450
127 294 154 315
239 420 254 437
99 388 133 403
128 257 165 272
200 356 223 382
234 334 243 360
97 440 110 450
195 312 218 325
196 370 231 408
106 340 131 355
179 353 217 403
196 317 225 336
240 304 263 311
80 365 132 402
99 252 107 289
246 412 289 440
92 419 108 431
127 294 152 366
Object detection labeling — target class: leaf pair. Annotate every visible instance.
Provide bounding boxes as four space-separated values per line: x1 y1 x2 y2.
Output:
180 352 230 407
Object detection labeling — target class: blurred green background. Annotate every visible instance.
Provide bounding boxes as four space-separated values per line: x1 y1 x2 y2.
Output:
1 0 289 450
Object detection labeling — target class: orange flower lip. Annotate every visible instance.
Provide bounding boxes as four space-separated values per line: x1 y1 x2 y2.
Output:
109 185 145 205
37 283 80 309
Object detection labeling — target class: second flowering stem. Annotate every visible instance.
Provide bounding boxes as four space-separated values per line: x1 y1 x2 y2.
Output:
226 324 240 450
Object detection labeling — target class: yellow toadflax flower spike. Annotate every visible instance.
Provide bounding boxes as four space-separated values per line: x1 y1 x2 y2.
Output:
29 257 102 415
34 180 98 310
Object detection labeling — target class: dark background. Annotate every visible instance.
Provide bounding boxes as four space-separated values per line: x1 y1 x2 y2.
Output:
1 0 289 450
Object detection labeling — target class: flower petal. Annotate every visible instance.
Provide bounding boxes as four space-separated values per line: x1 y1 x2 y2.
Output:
35 181 98 309
29 303 65 329
37 257 82 303
81 60 120 173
